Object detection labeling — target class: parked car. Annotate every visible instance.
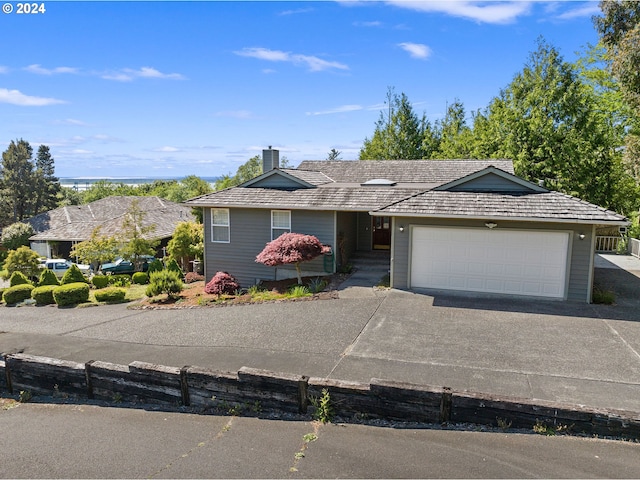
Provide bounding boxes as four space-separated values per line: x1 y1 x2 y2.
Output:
99 256 155 275
40 259 93 279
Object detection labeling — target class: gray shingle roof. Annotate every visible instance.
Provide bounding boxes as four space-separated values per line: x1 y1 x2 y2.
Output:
29 196 195 241
185 186 426 211
374 190 628 224
279 168 334 186
296 160 514 184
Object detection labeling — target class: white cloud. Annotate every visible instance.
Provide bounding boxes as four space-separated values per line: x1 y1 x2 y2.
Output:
102 67 186 82
234 47 349 72
384 1 532 24
25 64 79 75
279 7 314 15
54 118 89 126
554 3 600 20
154 146 180 152
398 42 432 59
306 104 363 116
214 110 254 119
353 20 383 27
0 66 8 74
0 88 66 106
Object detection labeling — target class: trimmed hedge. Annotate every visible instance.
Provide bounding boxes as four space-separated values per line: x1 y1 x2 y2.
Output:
92 275 109 289
38 268 60 286
31 285 57 305
60 264 88 285
3 284 35 305
53 282 90 307
132 272 148 285
9 271 31 287
94 287 126 303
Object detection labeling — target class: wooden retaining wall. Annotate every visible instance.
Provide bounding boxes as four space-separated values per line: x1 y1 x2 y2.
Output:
2 353 640 439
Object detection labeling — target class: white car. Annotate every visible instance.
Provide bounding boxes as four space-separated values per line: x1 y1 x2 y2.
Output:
40 259 92 279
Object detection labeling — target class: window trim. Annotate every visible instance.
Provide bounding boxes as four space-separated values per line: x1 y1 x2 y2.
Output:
271 210 291 240
211 208 230 243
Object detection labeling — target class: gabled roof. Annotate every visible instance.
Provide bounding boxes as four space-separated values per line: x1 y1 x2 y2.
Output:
28 196 195 242
372 190 628 225
434 166 547 193
296 160 515 185
185 160 516 209
240 168 317 189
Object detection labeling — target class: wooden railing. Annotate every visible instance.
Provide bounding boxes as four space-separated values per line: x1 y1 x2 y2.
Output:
595 236 624 253
630 238 640 259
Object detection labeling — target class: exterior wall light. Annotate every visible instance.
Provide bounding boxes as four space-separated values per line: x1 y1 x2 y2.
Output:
399 225 405 232
485 222 498 229
579 233 586 240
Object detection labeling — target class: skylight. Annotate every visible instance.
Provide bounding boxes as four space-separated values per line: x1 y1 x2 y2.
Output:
361 178 397 186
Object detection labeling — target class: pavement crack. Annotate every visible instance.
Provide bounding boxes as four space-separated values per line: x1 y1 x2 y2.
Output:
325 296 386 379
148 416 234 478
288 421 322 474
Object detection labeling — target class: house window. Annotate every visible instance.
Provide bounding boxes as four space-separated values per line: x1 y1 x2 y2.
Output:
211 208 230 243
271 210 291 240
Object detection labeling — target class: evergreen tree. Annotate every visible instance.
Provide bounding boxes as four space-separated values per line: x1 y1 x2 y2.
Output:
1 139 34 225
359 88 435 160
33 145 61 214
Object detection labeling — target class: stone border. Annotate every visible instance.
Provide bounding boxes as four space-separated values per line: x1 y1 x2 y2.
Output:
2 353 639 439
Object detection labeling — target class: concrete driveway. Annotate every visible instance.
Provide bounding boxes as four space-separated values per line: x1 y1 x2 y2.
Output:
1 255 640 413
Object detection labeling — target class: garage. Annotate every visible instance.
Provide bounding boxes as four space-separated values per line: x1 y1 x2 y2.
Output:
410 227 570 298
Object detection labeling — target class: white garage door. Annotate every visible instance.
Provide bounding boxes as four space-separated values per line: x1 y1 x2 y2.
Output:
410 227 569 298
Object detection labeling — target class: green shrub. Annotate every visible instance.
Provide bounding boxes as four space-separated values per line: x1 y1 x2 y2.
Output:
38 268 60 287
94 287 127 303
53 282 90 307
31 285 57 305
132 272 148 285
146 270 183 299
92 275 109 289
3 284 35 305
108 274 131 288
593 288 615 305
9 271 32 287
166 258 183 275
147 259 163 274
60 264 88 285
0 287 4 302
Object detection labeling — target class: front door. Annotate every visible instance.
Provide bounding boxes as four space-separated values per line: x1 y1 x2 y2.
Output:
372 216 391 250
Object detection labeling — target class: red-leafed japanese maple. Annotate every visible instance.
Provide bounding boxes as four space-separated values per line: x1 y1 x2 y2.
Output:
255 233 331 284
205 271 240 295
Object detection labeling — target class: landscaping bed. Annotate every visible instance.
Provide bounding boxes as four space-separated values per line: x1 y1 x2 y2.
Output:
133 274 346 309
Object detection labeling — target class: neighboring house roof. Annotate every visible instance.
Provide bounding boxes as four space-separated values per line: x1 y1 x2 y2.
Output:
28 196 195 242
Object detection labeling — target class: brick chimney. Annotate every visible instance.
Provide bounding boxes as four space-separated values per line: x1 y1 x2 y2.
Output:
262 146 280 172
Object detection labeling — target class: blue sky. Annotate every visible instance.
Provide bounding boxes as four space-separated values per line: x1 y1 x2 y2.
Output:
1 1 602 179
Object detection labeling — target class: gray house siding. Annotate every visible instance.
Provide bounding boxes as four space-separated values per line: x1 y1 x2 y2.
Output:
247 175 305 189
357 212 373 251
390 217 593 302
448 174 533 192
336 212 358 268
203 207 335 287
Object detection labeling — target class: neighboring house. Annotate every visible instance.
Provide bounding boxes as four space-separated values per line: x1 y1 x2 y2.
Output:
184 148 628 302
27 196 195 260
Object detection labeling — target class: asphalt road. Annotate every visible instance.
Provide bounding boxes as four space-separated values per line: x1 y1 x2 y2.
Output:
1 401 639 479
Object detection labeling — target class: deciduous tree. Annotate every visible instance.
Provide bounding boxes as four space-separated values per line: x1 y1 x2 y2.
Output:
256 233 330 284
